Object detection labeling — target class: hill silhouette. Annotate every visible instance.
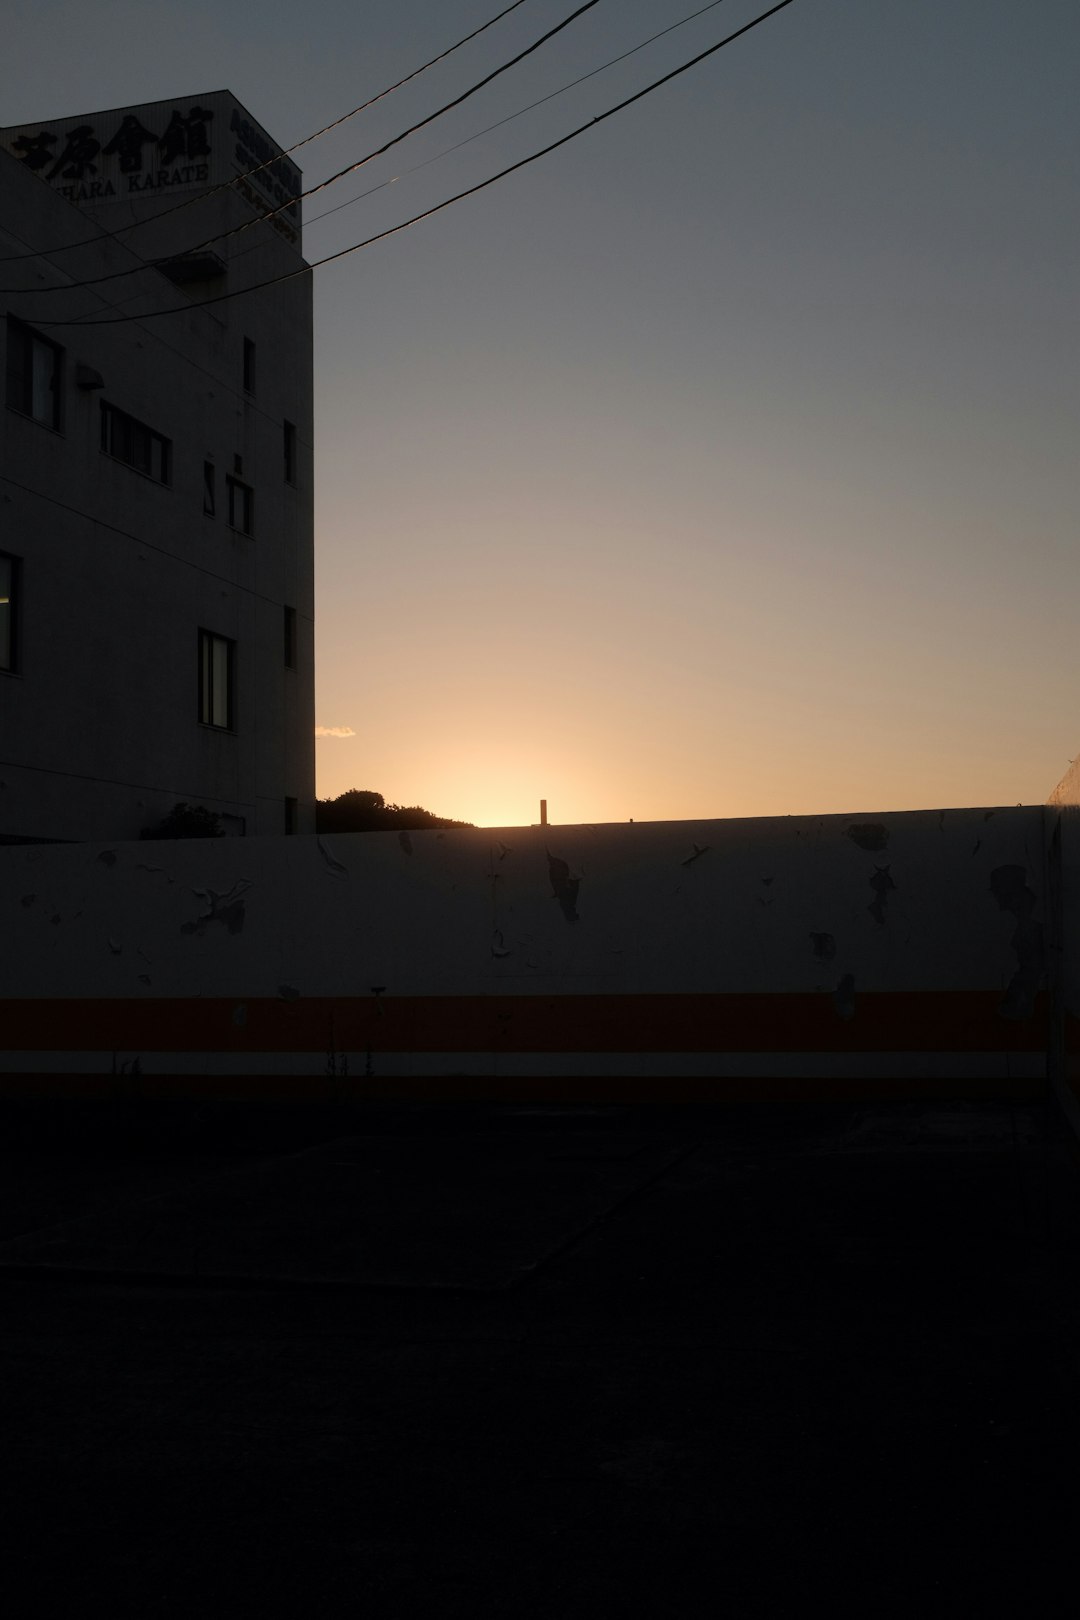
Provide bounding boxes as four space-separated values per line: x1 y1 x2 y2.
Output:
315 790 473 835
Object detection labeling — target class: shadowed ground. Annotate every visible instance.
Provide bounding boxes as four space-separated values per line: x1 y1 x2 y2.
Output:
1 1099 1077 1612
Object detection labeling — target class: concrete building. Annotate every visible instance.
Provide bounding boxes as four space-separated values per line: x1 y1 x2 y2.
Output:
0 91 315 842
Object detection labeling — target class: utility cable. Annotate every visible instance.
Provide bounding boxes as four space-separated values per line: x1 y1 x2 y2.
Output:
3 0 735 298
207 0 603 243
0 0 532 265
34 0 800 330
201 0 736 298
304 0 734 234
132 0 736 262
1 0 603 297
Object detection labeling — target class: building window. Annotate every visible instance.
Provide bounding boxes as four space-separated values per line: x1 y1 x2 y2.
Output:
283 419 297 485
243 337 256 395
203 461 216 516
5 317 62 430
198 630 234 729
283 605 297 669
226 476 254 536
0 552 19 674
284 797 298 835
101 402 171 484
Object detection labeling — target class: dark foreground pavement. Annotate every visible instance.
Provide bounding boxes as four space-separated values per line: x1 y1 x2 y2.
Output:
1 1098 1078 1614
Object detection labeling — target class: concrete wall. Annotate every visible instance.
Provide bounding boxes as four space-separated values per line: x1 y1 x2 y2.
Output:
0 806 1049 1099
1045 762 1080 1136
0 92 315 843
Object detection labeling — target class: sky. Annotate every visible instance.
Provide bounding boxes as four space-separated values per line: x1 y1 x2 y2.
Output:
3 0 1078 827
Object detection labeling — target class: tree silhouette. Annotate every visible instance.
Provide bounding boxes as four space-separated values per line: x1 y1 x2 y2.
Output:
140 802 224 840
315 789 472 834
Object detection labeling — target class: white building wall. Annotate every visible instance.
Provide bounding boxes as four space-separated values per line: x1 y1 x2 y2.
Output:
0 808 1051 1098
0 92 314 843
1045 760 1080 1139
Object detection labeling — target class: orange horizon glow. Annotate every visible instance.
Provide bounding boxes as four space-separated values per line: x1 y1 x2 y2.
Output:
0 4 1074 847
314 730 1065 830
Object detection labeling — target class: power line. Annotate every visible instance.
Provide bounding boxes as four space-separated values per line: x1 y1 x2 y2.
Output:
1 0 603 299
3 0 736 312
207 0 604 245
34 0 800 331
304 0 734 235
0 0 532 266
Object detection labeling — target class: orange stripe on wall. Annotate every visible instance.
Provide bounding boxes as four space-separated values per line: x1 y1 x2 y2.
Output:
0 990 1048 1055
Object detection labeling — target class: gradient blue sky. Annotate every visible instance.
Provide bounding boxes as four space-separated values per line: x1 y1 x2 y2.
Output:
5 1 1078 825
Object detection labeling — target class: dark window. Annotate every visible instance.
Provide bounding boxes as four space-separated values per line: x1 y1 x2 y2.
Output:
284 797 298 835
5 317 62 429
101 401 171 483
243 337 256 395
283 605 297 669
226 476 254 536
0 552 19 673
203 461 216 516
198 629 234 729
283 419 297 485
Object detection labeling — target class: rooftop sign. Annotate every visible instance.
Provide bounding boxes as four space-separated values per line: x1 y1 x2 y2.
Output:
0 91 302 248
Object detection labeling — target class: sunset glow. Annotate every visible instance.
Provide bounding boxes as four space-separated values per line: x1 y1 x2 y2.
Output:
5 2 1075 830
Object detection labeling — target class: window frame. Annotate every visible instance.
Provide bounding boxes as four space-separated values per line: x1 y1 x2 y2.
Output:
100 401 171 485
0 551 20 675
198 629 235 731
226 474 254 536
5 316 63 431
283 419 297 485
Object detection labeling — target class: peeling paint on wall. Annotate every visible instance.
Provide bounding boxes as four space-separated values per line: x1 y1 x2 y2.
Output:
847 824 889 853
810 932 837 962
990 865 1045 1021
399 832 413 857
868 866 896 926
135 863 173 882
317 838 348 876
547 853 580 923
834 973 856 1020
682 843 710 868
180 880 252 937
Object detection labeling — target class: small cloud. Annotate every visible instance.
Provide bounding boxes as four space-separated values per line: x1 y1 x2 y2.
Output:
315 725 356 739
